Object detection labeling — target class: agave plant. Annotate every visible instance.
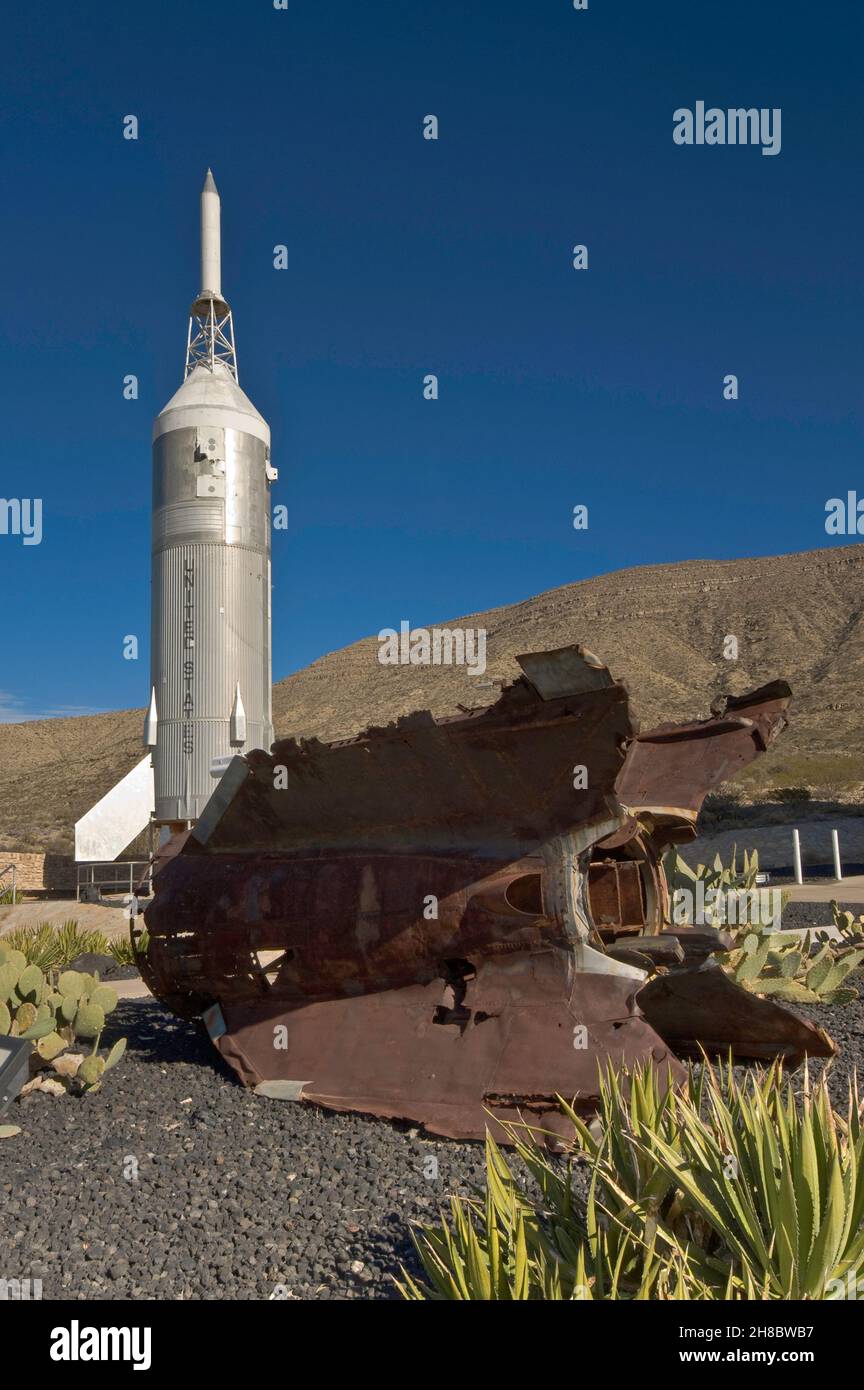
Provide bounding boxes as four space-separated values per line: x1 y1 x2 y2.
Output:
108 936 137 967
397 1131 720 1301
643 1062 864 1300
1 923 63 971
400 1063 734 1301
400 1060 864 1301
53 920 111 963
2 921 114 971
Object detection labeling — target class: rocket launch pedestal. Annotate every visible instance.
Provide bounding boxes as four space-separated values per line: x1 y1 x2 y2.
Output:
145 171 275 828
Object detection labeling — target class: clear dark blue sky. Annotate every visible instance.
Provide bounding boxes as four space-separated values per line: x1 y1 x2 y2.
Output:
0 1 860 720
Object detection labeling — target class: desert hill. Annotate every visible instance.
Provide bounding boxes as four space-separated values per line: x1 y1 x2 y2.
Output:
2 545 862 852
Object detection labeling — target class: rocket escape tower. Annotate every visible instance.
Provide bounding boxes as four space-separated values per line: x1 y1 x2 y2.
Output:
185 170 238 381
146 170 275 836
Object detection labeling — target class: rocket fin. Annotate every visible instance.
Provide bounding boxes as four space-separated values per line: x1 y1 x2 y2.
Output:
74 755 155 863
229 683 247 747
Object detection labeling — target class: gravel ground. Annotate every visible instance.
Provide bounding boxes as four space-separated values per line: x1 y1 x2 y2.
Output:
2 900 863 1302
0 999 487 1301
777 900 857 932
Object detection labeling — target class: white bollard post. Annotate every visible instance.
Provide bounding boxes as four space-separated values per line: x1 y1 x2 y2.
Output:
832 829 842 882
792 828 803 885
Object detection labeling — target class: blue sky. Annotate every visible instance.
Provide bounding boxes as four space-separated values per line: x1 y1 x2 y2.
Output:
0 0 860 720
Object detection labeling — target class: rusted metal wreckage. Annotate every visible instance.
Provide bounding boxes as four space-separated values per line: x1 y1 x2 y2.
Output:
141 645 834 1142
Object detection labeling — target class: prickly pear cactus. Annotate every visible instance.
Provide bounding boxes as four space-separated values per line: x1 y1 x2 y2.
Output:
721 925 864 1005
0 953 126 1100
0 961 20 1003
36 1032 67 1062
89 983 117 1015
104 1038 126 1070
73 1001 105 1040
77 1055 106 1088
58 970 86 1000
15 1001 38 1033
16 964 44 1002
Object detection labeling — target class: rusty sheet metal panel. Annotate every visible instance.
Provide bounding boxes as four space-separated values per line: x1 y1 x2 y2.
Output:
211 953 683 1143
588 824 667 938
615 681 791 841
142 647 826 1142
143 645 687 1138
638 964 835 1065
189 648 633 860
145 644 641 1023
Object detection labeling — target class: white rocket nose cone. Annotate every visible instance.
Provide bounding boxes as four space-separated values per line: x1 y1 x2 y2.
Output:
200 167 222 299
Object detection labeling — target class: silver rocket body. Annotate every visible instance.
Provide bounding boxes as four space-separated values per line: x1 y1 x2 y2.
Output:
147 171 274 825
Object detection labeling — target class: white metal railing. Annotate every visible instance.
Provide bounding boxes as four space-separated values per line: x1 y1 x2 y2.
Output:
76 861 152 903
0 863 17 902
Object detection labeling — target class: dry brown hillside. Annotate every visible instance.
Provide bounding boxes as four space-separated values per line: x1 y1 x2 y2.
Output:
2 545 862 851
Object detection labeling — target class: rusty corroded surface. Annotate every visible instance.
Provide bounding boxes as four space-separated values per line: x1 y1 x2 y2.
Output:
638 962 835 1065
615 680 792 845
212 955 684 1143
587 681 793 936
142 645 825 1141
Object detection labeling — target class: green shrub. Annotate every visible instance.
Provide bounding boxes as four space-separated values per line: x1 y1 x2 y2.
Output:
54 920 111 962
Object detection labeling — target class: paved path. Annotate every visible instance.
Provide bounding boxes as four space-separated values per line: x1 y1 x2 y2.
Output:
785 874 864 904
113 977 153 1000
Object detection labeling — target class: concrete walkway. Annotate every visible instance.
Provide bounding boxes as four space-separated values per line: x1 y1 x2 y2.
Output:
114 977 153 1000
784 874 864 904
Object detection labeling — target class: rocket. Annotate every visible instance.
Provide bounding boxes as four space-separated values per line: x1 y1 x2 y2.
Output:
74 171 275 861
146 170 275 829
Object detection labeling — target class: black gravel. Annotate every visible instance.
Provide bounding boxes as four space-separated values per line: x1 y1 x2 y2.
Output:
2 898 863 1302
778 899 861 933
0 1000 486 1301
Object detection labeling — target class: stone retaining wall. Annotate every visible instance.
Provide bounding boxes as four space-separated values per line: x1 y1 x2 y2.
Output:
0 850 76 894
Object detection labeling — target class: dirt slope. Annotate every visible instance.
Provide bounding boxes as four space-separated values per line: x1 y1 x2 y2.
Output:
2 545 862 851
